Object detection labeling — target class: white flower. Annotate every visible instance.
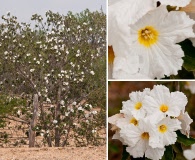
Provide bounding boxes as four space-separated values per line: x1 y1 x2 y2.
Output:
72 101 77 105
50 105 54 108
116 112 139 128
86 120 89 123
92 129 96 133
90 71 95 75
78 106 83 111
149 117 181 148
92 110 97 115
17 110 21 116
89 104 92 108
46 98 51 103
143 85 187 117
63 82 69 86
121 88 150 119
60 100 65 106
185 81 195 94
120 119 165 160
108 0 155 47
85 114 89 118
65 112 69 116
108 113 126 144
183 144 195 160
4 51 8 55
64 130 68 134
114 6 195 79
30 69 35 72
177 111 193 137
53 120 58 124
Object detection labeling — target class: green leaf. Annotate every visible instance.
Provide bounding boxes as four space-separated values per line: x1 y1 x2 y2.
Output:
172 142 183 153
108 143 119 153
172 142 187 160
122 145 130 160
179 39 195 71
176 130 195 146
161 145 174 160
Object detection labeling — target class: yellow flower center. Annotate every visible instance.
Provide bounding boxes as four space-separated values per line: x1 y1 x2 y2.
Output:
108 46 115 64
138 26 159 47
160 104 169 113
141 132 149 140
158 124 167 133
130 118 138 126
134 102 142 110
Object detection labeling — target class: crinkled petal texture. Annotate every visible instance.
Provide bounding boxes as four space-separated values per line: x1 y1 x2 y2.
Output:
126 143 165 160
156 0 191 7
121 88 150 119
120 120 152 147
116 113 138 127
108 114 127 144
143 85 187 117
108 113 124 125
108 0 155 51
177 111 193 137
145 147 165 160
127 6 195 79
121 120 164 160
112 55 141 79
159 10 195 43
120 124 141 146
112 131 127 145
149 117 181 148
187 13 195 47
184 144 195 160
108 0 121 6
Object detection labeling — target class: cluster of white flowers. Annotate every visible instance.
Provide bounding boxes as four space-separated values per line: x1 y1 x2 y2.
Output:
109 0 195 79
109 85 193 160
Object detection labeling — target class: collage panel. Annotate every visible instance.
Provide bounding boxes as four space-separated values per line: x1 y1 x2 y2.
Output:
0 0 106 160
108 1 195 159
108 0 195 80
108 81 195 160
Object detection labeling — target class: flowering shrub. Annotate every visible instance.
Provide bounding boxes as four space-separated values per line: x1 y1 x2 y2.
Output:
109 84 195 160
108 0 195 79
0 9 106 147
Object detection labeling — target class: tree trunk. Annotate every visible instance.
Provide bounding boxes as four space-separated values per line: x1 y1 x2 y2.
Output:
29 94 38 147
55 87 61 147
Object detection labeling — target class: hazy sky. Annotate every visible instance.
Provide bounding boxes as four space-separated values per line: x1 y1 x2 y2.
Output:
0 0 106 23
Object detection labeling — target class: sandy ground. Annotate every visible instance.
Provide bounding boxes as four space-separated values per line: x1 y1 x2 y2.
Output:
0 146 106 160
